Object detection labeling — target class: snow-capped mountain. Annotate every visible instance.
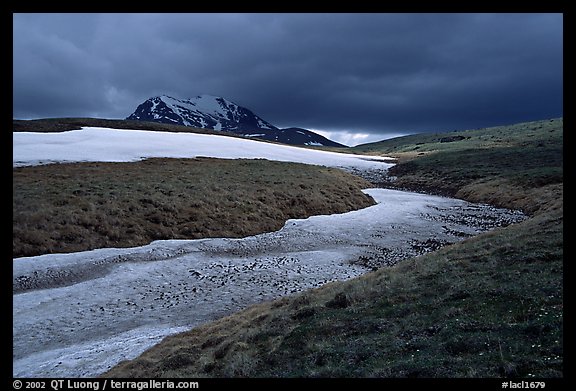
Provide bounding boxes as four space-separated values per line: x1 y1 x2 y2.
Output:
127 95 276 132
126 95 346 147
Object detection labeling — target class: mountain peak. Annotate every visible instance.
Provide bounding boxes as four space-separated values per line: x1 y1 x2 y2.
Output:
128 94 276 131
127 95 346 147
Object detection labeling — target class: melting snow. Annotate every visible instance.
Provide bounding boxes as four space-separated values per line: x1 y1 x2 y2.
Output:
13 127 394 170
244 133 266 137
13 189 525 377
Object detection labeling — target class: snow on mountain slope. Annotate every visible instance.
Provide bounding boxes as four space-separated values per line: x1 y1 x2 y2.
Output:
13 127 394 170
128 95 277 132
126 95 346 147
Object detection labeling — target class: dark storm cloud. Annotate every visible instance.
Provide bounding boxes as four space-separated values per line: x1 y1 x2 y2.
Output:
13 13 562 141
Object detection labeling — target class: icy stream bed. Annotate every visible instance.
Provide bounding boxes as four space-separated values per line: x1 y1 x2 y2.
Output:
13 188 526 378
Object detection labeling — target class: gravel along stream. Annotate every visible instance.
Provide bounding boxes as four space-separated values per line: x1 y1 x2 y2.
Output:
13 188 526 377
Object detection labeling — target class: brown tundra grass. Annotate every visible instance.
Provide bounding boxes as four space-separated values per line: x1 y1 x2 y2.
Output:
13 158 374 258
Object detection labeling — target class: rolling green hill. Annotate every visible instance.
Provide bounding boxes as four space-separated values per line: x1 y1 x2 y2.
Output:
354 118 563 214
103 118 563 378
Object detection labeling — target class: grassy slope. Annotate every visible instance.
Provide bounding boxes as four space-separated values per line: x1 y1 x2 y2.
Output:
103 118 563 378
353 118 563 214
14 158 373 258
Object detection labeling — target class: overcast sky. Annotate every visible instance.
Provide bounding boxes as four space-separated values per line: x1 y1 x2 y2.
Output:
13 13 563 145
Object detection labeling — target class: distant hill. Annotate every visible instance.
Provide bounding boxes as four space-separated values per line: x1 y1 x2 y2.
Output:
351 118 563 157
350 118 563 205
126 95 347 147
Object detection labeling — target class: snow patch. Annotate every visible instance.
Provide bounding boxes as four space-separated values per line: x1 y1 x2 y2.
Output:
257 118 273 129
194 95 231 117
13 325 189 378
13 127 395 170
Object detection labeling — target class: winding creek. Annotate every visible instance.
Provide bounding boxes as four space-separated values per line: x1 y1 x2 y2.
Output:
13 188 526 377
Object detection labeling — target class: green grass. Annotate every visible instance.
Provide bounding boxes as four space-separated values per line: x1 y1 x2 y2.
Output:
355 118 563 215
102 118 563 378
13 158 374 258
262 208 562 378
350 118 562 156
